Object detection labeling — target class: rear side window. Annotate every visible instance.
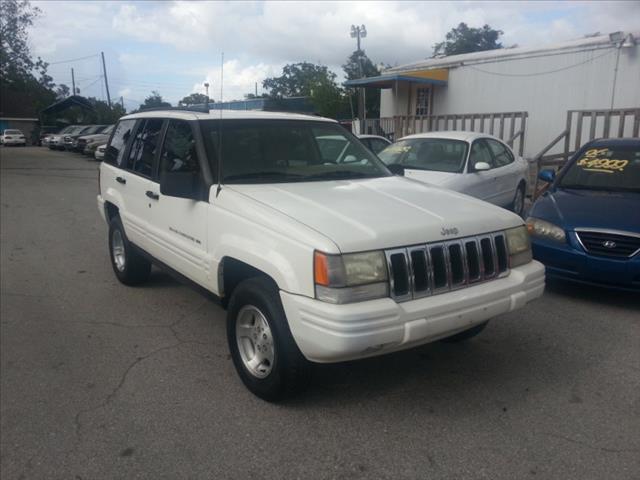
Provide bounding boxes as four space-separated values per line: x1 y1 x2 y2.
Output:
486 139 514 167
126 119 164 177
468 140 494 170
105 120 136 167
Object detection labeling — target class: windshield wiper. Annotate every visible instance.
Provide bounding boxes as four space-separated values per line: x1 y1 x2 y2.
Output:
303 170 372 180
224 171 304 182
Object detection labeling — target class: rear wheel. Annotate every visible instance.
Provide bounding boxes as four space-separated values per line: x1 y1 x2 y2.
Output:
227 276 312 401
108 216 151 285
441 321 489 343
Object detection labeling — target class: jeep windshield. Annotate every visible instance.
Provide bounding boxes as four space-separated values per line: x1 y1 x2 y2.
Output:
203 120 391 183
558 145 640 193
378 138 469 173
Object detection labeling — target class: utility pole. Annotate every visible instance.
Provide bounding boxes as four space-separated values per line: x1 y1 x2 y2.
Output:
101 51 112 107
120 96 124 110
255 82 258 97
71 68 76 96
350 24 367 133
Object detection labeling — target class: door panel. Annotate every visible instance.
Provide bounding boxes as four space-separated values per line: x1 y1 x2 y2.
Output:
119 119 164 252
150 120 209 286
486 139 518 207
465 139 500 204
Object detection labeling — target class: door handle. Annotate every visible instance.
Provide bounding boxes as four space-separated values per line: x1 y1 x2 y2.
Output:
146 190 159 200
116 176 126 184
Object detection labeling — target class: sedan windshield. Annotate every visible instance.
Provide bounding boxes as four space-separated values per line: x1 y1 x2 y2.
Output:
559 145 640 192
378 138 469 173
202 120 390 184
4 130 22 135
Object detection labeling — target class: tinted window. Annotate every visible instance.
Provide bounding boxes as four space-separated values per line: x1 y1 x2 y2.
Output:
160 121 199 173
379 138 468 173
159 120 202 195
105 119 136 167
558 145 640 192
468 140 494 170
369 138 390 154
203 121 388 183
126 119 164 177
486 139 514 167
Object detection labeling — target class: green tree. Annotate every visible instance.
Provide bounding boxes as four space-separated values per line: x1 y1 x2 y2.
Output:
433 23 503 56
138 91 171 111
263 62 336 97
56 83 70 99
0 0 41 82
179 92 210 106
263 62 349 118
0 0 56 121
342 50 381 118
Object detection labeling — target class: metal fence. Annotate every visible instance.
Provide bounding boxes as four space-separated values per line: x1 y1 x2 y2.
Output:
363 111 528 156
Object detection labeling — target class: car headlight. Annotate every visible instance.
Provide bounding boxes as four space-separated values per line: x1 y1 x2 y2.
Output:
314 251 388 304
505 225 533 267
525 217 566 243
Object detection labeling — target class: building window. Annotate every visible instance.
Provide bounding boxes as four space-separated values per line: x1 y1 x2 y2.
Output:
415 87 430 116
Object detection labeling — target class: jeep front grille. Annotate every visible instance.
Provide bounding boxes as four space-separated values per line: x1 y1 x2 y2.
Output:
385 232 509 302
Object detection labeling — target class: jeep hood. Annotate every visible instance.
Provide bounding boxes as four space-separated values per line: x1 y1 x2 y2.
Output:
227 176 522 252
404 169 458 187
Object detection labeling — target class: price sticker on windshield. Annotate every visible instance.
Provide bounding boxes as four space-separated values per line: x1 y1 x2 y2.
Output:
576 148 629 174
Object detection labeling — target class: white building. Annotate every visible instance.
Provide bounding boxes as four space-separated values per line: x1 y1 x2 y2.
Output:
346 31 640 158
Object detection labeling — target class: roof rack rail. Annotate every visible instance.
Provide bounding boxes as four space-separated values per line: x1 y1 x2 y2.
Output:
138 104 210 114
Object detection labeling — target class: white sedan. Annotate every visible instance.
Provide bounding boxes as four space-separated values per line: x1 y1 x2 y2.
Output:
357 134 392 154
379 131 528 216
0 129 26 146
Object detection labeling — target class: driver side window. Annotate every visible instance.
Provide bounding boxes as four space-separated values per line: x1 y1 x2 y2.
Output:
468 140 493 171
159 120 203 196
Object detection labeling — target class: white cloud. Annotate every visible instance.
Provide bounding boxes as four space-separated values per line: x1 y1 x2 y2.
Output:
193 59 285 102
28 1 640 104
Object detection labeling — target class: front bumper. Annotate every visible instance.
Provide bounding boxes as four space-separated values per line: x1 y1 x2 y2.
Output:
532 232 640 291
281 260 545 363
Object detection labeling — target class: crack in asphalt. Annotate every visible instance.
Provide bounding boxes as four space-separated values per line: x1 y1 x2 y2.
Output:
71 299 212 451
545 432 640 454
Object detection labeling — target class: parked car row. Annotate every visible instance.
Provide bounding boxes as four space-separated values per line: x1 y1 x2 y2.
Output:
42 124 113 160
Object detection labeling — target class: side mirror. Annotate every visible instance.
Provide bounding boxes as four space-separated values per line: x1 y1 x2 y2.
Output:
472 161 491 172
160 171 201 200
538 169 556 183
387 163 405 176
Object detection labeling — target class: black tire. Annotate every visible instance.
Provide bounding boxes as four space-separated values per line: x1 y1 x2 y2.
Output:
441 321 489 343
227 276 312 401
511 183 526 217
108 215 151 286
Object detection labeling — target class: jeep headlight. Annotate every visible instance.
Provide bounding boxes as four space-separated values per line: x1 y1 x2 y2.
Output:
525 217 566 243
505 225 533 267
314 251 388 304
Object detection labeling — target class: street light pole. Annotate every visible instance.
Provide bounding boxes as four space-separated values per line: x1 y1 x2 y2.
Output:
350 24 367 133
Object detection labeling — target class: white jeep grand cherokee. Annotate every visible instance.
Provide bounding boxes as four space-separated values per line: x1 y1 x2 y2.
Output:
97 110 545 400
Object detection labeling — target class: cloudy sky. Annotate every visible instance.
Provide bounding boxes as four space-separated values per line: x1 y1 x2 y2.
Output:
30 1 640 110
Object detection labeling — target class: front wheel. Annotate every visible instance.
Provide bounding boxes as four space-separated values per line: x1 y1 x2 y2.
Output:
227 277 312 401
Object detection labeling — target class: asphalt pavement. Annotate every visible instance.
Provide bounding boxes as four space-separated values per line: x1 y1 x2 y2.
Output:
1 146 639 479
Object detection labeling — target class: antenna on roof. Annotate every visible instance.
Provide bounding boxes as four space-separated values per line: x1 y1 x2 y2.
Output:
216 52 224 197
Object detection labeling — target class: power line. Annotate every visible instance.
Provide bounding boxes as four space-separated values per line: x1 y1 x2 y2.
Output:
47 53 100 65
465 48 614 77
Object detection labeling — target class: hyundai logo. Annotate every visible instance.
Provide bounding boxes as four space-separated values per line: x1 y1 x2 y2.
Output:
602 240 617 249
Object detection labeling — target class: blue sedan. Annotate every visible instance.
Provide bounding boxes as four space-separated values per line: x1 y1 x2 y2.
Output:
527 138 640 291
